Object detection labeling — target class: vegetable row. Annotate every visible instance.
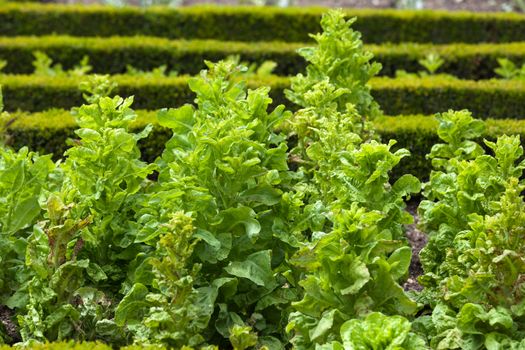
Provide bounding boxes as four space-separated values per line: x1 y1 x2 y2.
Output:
2 10 525 349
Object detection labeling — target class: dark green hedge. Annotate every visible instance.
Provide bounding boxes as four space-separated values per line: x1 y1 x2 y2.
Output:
374 42 525 79
7 111 525 182
372 77 525 119
1 75 524 119
3 36 525 79
0 36 304 76
1 4 525 44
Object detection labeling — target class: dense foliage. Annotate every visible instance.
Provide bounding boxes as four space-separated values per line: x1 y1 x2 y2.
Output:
416 110 525 348
1 8 525 350
2 3 525 44
495 58 525 80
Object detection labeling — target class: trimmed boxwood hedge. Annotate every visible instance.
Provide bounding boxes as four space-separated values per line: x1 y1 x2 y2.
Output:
0 75 524 119
2 36 525 79
371 77 525 119
1 4 525 44
0 36 304 76
373 42 525 79
7 111 525 182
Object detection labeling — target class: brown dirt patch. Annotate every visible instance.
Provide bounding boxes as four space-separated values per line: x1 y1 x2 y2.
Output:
0 305 20 344
403 202 428 292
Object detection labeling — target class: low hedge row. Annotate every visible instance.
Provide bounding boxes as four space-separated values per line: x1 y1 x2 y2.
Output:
2 36 525 79
1 4 525 44
0 36 304 76
1 75 524 119
374 42 525 79
7 111 525 181
371 77 525 119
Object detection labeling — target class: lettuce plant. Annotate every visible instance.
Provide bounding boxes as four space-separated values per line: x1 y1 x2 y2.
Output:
33 52 92 77
283 10 421 349
0 87 56 337
115 212 207 348
418 110 521 291
284 123 421 347
420 179 525 349
318 312 426 349
418 112 525 348
10 8 525 349
61 92 156 270
494 58 525 80
395 53 454 79
3 76 155 344
285 10 382 126
119 60 300 348
125 65 178 78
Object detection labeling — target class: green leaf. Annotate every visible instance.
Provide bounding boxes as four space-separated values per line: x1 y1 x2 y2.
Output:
239 184 282 206
487 307 513 330
86 262 107 282
225 250 275 288
457 303 487 335
310 309 339 342
339 259 370 296
215 207 261 241
340 312 426 349
115 283 151 326
157 105 195 134
229 325 258 350
194 229 232 263
387 246 412 281
259 336 284 350
44 304 80 330
392 174 421 197
7 196 41 233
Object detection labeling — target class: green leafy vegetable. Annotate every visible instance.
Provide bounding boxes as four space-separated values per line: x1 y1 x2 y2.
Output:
318 312 426 349
419 112 525 348
33 51 92 77
8 8 525 349
285 10 382 123
494 58 525 80
283 10 420 350
396 53 450 79
125 65 178 78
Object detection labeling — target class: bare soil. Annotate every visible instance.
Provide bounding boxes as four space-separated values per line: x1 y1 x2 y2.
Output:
0 305 20 343
403 202 428 292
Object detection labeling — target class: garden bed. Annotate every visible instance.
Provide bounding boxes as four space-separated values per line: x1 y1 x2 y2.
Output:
2 5 525 349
